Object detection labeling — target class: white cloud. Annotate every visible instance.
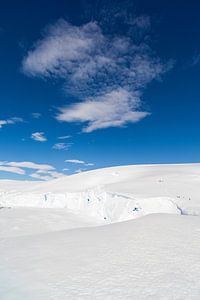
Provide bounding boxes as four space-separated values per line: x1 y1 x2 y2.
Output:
0 165 25 175
0 160 63 180
31 132 47 142
22 21 100 79
58 135 71 139
22 20 167 91
30 170 64 181
57 88 149 132
0 117 23 129
30 173 53 181
131 16 151 30
65 159 94 166
65 159 85 164
6 161 54 171
43 170 64 178
32 112 42 119
75 169 84 174
22 19 171 132
52 143 72 150
62 168 69 171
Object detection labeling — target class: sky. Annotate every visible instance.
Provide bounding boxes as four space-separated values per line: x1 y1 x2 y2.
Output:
0 0 200 180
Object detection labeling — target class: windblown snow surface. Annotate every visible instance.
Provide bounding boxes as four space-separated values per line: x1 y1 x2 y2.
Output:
0 163 200 299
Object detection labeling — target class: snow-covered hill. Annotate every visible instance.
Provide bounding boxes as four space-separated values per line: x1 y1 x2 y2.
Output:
1 163 200 299
0 163 200 222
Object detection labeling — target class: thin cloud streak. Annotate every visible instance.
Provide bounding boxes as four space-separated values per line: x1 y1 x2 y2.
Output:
65 159 94 166
65 159 85 164
0 165 25 175
6 161 54 171
0 117 24 129
58 135 71 139
52 143 72 150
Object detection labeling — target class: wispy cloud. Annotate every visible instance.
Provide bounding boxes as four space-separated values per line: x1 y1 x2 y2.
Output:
0 160 64 180
30 170 64 181
31 132 47 142
58 135 71 139
131 15 151 29
65 159 94 166
57 88 149 132
5 161 54 171
190 53 200 67
32 112 42 119
22 19 171 132
0 117 23 129
52 142 72 150
65 159 85 164
30 173 53 181
74 169 84 174
0 165 25 175
62 168 69 171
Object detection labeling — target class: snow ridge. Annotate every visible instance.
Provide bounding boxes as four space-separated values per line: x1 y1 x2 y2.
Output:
0 187 181 223
1 163 199 222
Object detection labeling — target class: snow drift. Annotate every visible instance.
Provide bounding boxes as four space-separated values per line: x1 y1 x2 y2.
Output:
1 214 200 299
1 163 200 299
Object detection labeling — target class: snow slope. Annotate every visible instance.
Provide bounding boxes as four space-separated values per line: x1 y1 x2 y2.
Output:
0 207 100 238
1 214 200 299
0 163 200 222
0 163 200 299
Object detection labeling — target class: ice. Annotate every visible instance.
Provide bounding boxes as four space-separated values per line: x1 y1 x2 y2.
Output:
0 189 181 222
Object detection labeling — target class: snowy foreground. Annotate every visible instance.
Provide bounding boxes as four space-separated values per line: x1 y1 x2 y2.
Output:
0 164 200 299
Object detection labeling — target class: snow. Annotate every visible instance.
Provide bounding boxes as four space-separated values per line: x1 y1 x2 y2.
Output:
0 163 200 222
0 207 100 238
0 163 200 299
0 189 181 222
1 214 200 299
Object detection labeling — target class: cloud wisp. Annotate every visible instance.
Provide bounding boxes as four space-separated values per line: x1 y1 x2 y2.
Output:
31 132 47 142
65 159 94 166
30 170 64 181
6 161 54 171
52 143 72 150
57 88 149 132
0 117 23 129
0 160 65 180
65 159 85 164
32 112 42 119
58 135 71 140
23 19 171 132
0 165 25 175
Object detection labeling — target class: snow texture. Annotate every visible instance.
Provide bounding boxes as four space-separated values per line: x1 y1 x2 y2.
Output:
0 163 200 299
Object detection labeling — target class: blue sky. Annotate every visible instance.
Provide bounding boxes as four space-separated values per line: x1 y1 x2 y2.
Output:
0 0 200 180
